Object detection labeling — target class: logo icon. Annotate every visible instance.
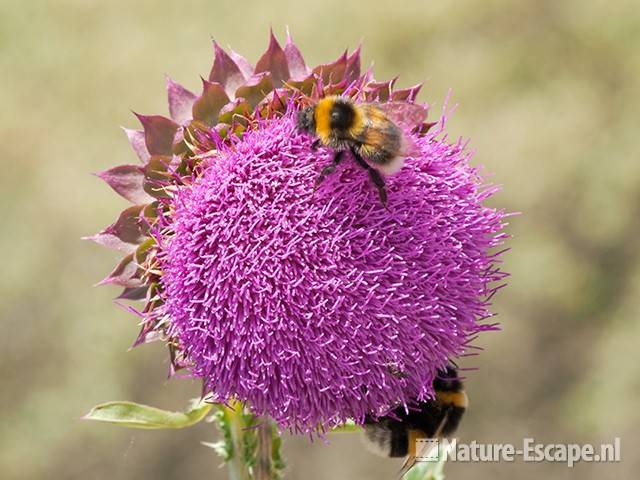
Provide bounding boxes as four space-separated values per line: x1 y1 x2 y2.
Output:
416 439 440 461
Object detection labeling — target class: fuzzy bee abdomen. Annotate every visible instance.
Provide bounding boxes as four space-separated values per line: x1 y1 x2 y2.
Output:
362 420 410 458
355 121 404 173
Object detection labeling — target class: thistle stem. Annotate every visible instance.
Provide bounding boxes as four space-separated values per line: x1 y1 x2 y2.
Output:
218 401 282 480
255 419 274 480
226 401 251 480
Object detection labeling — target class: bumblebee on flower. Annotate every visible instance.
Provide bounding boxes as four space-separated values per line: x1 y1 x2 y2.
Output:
296 95 426 207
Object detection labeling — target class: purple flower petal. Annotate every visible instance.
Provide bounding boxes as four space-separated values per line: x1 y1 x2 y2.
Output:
166 77 197 124
192 79 230 126
122 128 150 163
96 253 141 287
134 114 180 156
235 72 274 109
96 164 154 204
284 28 309 80
209 41 250 98
392 83 423 102
313 50 347 85
218 98 250 124
344 45 362 83
364 78 398 102
86 205 149 253
116 285 149 301
142 155 178 199
255 29 290 88
228 48 254 80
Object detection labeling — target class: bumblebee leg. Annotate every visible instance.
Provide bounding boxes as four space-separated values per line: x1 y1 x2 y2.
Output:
350 147 388 208
311 139 321 151
313 150 345 194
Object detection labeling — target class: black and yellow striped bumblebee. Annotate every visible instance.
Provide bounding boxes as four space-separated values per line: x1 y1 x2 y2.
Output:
363 364 468 475
296 95 425 207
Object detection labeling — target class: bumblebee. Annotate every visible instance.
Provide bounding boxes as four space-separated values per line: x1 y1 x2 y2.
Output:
363 365 467 474
297 96 422 207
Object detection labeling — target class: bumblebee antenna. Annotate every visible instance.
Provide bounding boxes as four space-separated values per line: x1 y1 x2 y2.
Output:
432 407 451 439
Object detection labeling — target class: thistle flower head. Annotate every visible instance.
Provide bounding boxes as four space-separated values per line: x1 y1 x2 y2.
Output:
91 31 508 433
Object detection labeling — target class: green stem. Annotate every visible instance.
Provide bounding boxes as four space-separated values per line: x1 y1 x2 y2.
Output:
226 401 251 480
216 401 283 480
254 419 273 480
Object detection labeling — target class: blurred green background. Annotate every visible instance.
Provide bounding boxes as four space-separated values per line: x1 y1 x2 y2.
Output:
1 1 639 479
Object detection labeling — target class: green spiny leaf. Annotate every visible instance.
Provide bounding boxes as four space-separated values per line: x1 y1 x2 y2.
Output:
271 429 286 480
329 419 362 433
208 406 235 462
83 399 213 429
241 411 258 468
202 440 233 461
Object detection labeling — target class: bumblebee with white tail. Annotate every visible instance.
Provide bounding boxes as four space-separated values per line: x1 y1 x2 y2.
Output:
363 364 467 478
296 95 425 207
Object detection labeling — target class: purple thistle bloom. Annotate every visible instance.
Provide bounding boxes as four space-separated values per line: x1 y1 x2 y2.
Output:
90 31 509 433
158 109 506 432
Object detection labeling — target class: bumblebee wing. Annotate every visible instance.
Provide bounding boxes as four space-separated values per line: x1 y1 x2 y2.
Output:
395 412 450 479
432 407 451 439
399 132 420 158
377 101 428 133
395 442 436 479
352 103 423 174
396 456 417 480
357 131 407 176
368 102 424 158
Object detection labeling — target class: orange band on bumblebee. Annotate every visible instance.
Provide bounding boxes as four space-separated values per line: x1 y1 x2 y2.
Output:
407 430 428 457
314 97 334 143
435 390 468 408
